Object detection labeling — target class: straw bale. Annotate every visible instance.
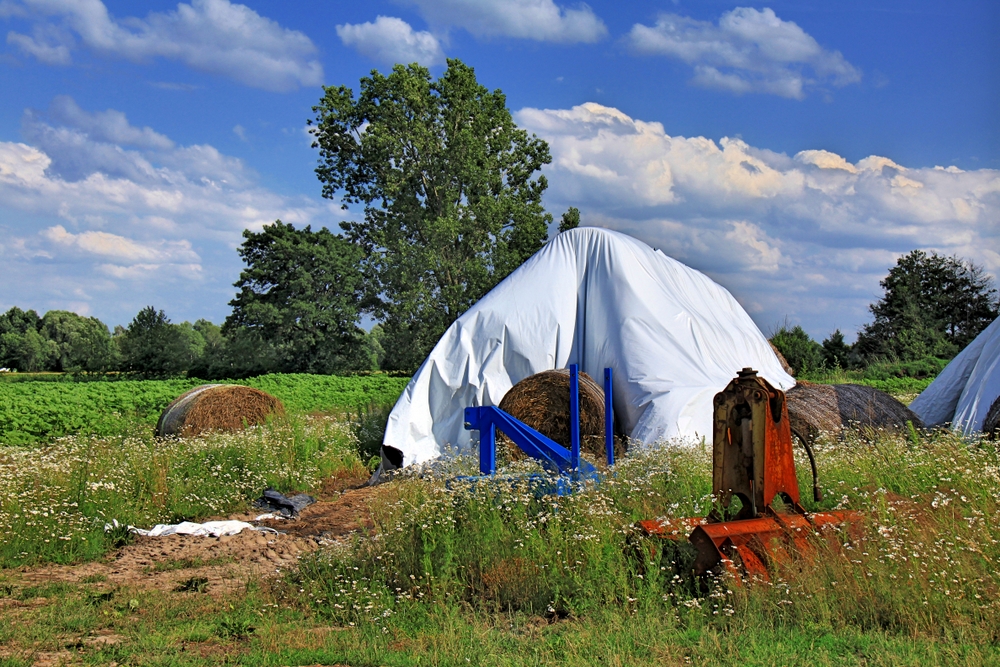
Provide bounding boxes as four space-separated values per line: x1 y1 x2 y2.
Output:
786 381 923 445
156 384 285 438
984 395 1000 440
769 341 795 376
497 369 615 462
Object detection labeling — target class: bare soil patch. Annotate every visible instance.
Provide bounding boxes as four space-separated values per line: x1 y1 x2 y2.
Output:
13 476 380 597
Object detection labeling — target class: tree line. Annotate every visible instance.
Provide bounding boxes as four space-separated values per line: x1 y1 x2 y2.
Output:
2 60 995 379
770 249 998 376
0 304 380 378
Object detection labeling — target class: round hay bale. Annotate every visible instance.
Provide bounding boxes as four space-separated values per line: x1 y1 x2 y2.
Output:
769 341 795 376
786 382 923 445
156 384 285 438
497 369 614 463
984 395 1000 440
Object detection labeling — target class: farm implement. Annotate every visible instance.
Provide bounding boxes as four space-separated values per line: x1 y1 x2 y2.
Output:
639 368 862 580
462 365 861 578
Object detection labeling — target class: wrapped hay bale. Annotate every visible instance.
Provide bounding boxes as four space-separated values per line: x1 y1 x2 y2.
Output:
786 382 922 445
984 395 1000 440
156 384 285 437
497 369 617 463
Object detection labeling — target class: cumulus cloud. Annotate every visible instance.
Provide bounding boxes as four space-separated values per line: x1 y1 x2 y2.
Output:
404 0 606 43
6 23 72 63
42 224 199 264
0 96 326 325
3 0 322 91
517 102 1000 338
337 16 445 66
627 7 861 99
47 96 174 150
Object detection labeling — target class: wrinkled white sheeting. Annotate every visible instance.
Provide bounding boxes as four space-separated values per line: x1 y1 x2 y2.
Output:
383 227 795 467
131 520 263 537
910 317 1000 435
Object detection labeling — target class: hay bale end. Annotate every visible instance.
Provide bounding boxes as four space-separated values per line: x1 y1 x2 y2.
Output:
786 382 923 445
156 384 285 438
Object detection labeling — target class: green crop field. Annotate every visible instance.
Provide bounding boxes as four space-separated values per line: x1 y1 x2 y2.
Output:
0 373 411 445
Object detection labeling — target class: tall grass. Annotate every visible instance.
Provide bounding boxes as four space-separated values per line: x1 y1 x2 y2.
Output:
0 415 366 567
290 427 1000 654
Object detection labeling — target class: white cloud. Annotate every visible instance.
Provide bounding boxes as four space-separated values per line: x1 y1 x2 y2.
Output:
6 23 71 63
4 0 322 91
0 96 328 326
337 16 444 66
232 124 246 141
404 0 606 43
517 102 1000 338
627 7 861 99
42 224 198 264
48 95 174 150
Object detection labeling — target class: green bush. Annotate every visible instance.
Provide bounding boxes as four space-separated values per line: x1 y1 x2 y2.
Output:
770 325 824 375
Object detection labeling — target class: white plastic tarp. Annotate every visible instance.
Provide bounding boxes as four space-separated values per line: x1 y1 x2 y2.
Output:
132 520 261 537
383 227 795 467
909 317 1000 435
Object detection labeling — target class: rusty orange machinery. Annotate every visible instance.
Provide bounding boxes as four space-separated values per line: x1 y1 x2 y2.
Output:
639 368 861 580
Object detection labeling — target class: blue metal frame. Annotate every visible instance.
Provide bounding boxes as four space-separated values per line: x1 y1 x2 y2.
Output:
462 365 617 491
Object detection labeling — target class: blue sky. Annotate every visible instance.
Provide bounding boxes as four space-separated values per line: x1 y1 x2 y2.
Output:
1 0 997 342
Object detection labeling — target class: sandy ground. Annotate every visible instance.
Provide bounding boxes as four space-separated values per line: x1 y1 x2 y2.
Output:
13 475 379 598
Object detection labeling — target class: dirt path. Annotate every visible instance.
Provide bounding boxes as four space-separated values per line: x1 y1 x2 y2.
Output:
14 477 381 597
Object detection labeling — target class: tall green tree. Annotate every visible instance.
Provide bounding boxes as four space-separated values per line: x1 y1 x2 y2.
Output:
0 307 56 372
40 310 117 372
855 250 998 361
821 329 855 369
770 325 824 376
559 206 580 233
118 306 201 378
311 59 552 370
224 221 367 374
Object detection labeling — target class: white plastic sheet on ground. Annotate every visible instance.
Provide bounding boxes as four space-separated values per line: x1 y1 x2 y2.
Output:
909 317 1000 435
383 227 795 467
131 520 262 537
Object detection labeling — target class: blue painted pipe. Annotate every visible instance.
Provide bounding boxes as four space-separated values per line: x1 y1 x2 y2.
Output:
569 363 580 471
604 367 614 466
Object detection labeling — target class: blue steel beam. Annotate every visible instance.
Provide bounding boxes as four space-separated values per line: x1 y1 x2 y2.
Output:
569 363 580 471
604 367 614 466
464 405 597 477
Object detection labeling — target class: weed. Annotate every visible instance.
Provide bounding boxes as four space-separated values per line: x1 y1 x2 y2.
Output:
350 402 394 465
175 576 210 593
215 613 255 639
103 522 134 549
84 589 116 605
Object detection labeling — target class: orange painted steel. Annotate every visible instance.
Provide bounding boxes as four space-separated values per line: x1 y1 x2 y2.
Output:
639 368 864 580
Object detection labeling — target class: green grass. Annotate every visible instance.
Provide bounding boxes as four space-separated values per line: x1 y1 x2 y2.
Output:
0 372 410 445
278 427 1000 665
4 370 999 665
0 415 367 567
2 425 998 664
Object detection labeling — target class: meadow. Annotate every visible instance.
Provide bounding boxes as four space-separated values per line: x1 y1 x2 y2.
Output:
0 373 410 446
1 372 998 665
